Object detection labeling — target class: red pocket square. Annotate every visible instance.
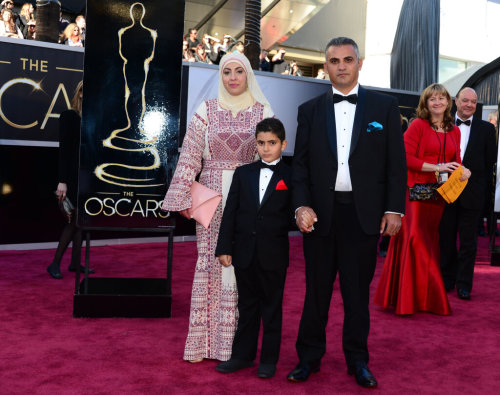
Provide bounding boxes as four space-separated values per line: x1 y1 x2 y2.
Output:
276 180 288 190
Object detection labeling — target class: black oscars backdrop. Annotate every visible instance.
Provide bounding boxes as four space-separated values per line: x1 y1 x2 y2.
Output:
78 0 184 229
0 38 84 245
0 39 83 142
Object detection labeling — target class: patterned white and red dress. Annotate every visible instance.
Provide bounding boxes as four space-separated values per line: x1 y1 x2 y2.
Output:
163 98 273 361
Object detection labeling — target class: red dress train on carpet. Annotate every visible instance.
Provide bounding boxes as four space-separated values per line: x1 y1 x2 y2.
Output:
374 118 461 315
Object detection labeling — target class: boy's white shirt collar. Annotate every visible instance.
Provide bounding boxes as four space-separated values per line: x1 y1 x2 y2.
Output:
261 158 281 165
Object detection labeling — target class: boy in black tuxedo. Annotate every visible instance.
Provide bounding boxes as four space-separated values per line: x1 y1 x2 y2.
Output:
215 118 292 379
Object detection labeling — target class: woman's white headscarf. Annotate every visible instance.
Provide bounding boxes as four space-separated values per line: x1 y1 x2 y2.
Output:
218 52 271 116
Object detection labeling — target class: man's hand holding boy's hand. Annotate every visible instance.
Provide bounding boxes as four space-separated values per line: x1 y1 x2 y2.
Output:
296 206 317 233
219 255 232 267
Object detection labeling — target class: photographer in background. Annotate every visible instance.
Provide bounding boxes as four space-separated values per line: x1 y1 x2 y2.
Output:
271 48 289 75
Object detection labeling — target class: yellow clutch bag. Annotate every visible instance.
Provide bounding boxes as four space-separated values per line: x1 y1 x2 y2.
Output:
436 167 468 204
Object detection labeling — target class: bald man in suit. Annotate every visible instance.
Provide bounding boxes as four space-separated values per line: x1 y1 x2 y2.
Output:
439 87 496 300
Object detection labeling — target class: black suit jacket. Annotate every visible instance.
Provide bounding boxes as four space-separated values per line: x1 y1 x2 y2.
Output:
457 117 497 210
215 161 292 270
292 86 407 236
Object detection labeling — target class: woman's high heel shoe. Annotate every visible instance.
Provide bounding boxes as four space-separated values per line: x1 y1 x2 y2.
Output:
47 264 63 279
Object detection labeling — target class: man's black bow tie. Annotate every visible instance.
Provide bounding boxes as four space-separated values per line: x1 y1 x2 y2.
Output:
260 161 278 171
456 118 471 126
332 93 358 105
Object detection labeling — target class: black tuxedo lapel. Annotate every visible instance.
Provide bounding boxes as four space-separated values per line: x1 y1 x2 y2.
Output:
349 85 366 157
260 163 282 209
462 118 479 163
249 163 260 208
325 90 338 159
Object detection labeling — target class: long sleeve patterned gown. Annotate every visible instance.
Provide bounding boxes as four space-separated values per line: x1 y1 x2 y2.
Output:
162 98 273 361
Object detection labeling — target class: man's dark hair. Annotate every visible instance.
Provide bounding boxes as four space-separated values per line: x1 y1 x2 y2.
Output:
188 28 197 35
255 118 286 142
324 37 360 60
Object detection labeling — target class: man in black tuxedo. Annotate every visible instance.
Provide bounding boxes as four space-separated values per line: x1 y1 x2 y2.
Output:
287 37 406 388
216 118 292 379
439 87 496 300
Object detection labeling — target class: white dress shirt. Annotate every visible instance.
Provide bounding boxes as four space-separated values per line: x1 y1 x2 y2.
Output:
457 115 473 161
259 158 280 203
332 84 359 191
330 84 402 217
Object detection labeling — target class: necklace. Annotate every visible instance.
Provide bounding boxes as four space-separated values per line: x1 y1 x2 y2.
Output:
432 122 445 132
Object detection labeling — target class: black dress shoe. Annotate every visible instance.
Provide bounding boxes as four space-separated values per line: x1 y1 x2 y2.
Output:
257 363 276 378
457 288 471 300
68 265 95 274
216 359 253 373
287 362 320 382
478 228 487 237
47 265 63 279
347 361 377 389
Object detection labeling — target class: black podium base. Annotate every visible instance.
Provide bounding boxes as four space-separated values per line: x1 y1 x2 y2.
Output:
73 278 171 318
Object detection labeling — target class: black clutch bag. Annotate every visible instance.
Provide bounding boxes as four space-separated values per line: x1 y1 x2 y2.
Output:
408 183 440 201
55 192 75 223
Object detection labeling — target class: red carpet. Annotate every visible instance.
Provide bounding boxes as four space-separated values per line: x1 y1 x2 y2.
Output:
1 236 500 394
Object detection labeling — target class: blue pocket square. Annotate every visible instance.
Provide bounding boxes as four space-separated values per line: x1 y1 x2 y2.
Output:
367 121 383 133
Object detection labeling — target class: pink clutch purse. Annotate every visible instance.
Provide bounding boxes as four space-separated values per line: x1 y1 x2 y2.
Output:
187 181 222 229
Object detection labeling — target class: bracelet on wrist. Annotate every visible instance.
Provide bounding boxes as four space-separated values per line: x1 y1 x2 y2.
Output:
434 164 440 181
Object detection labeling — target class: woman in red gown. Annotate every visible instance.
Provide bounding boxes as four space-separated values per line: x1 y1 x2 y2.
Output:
374 84 471 315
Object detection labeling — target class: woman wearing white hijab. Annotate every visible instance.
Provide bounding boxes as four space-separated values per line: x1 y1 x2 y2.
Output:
163 52 273 362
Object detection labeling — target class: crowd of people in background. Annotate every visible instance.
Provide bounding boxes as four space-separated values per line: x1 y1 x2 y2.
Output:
181 27 329 79
0 0 85 46
1 0 24 38
59 13 85 46
2 12 370 81
181 28 244 65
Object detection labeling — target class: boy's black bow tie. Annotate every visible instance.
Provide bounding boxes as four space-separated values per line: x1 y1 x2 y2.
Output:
260 161 277 171
456 118 471 126
332 93 358 104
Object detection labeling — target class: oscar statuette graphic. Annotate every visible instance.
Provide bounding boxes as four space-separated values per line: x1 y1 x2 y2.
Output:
78 0 184 228
94 2 161 188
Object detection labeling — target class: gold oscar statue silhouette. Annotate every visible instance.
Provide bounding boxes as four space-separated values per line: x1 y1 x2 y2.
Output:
95 2 162 187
